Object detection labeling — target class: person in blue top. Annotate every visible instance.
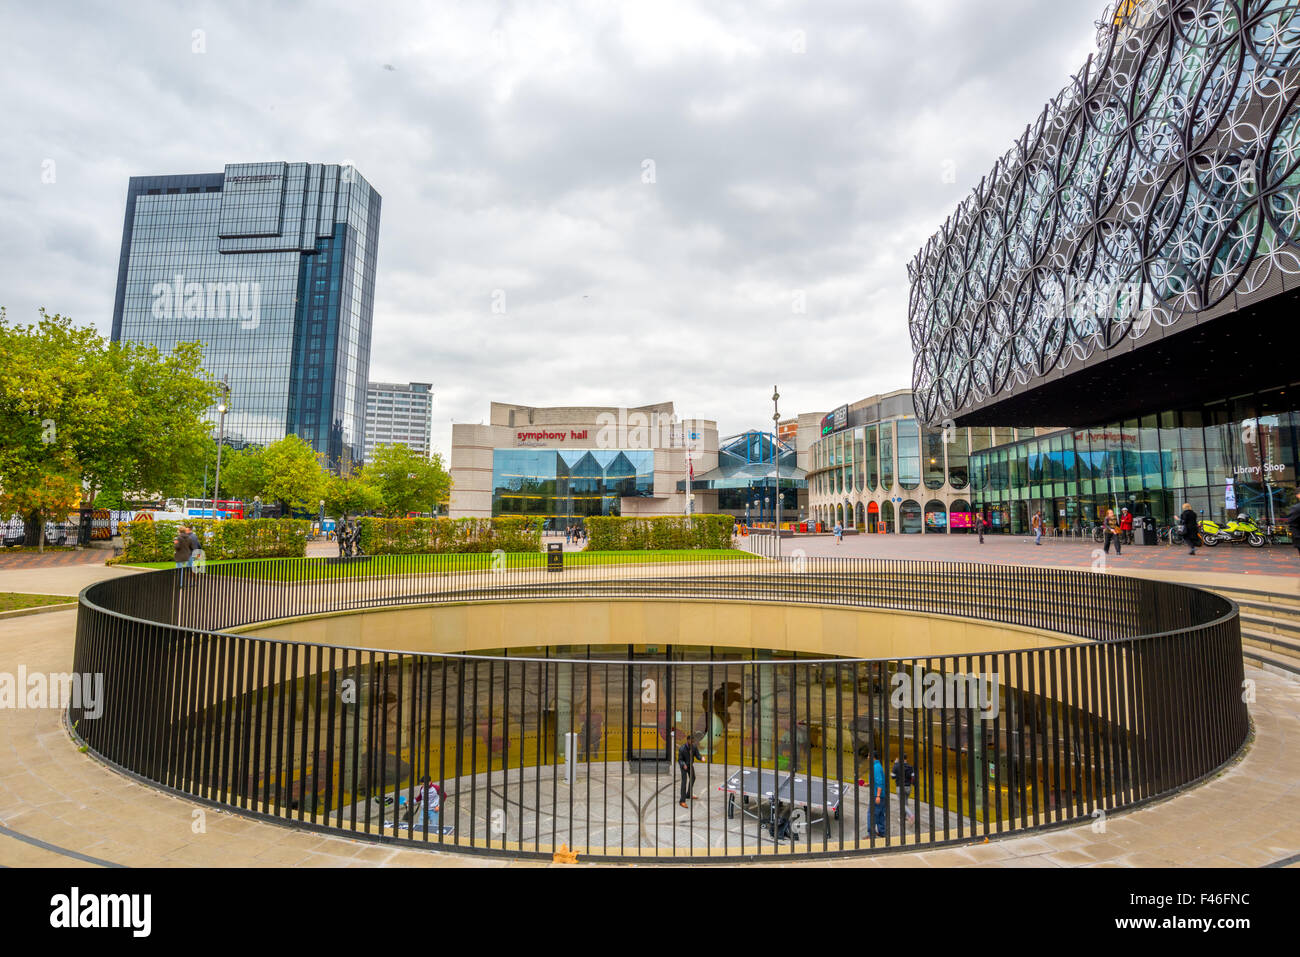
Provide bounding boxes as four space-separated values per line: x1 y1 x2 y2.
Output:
863 749 887 837
873 748 883 832
833 521 843 545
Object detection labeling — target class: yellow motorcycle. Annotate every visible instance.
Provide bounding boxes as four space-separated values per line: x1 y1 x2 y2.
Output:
1198 515 1265 548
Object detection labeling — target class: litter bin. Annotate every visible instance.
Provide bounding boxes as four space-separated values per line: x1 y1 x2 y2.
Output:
1141 516 1157 546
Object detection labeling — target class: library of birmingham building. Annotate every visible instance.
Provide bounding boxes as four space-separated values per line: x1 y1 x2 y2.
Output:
904 0 1300 533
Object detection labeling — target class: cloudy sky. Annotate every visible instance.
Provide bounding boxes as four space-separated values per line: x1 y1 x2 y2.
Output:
1 0 1106 456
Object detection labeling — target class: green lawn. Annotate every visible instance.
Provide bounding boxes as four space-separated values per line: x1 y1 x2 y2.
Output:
120 549 761 580
0 592 75 612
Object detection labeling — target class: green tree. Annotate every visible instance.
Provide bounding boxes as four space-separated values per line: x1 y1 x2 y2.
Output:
215 444 269 503
324 470 384 519
0 308 218 539
367 444 452 517
259 435 326 515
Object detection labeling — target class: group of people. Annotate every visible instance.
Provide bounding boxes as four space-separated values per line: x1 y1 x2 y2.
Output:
563 525 588 545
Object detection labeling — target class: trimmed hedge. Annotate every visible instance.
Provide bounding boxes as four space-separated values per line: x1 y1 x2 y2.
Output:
121 518 310 562
356 517 543 554
585 515 735 550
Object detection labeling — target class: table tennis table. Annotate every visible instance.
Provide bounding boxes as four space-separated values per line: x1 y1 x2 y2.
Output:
719 767 849 839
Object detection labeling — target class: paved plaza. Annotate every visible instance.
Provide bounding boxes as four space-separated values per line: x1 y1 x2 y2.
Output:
742 531 1300 578
0 560 1296 868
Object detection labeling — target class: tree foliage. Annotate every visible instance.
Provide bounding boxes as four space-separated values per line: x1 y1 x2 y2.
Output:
0 308 218 533
324 471 384 519
366 444 452 518
259 435 326 514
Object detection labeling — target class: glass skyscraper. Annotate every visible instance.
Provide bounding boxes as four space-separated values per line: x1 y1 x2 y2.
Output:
110 162 382 469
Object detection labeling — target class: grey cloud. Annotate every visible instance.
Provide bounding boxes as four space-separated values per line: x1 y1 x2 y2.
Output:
0 0 1107 457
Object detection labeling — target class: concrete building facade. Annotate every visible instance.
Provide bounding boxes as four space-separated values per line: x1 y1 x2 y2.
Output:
450 402 718 525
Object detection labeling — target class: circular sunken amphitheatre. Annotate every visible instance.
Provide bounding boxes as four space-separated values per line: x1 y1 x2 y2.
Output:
73 555 1248 860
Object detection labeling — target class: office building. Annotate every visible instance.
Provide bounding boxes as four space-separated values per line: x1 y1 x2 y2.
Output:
365 381 434 460
111 161 382 470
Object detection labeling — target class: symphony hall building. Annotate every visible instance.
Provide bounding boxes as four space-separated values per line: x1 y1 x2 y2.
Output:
449 402 718 525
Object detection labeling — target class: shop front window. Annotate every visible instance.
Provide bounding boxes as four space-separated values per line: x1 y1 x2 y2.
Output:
900 499 922 533
924 499 947 532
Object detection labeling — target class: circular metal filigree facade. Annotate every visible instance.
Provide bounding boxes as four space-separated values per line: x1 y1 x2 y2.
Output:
908 0 1300 425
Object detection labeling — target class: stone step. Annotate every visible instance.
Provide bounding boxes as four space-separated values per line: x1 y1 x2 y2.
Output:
1213 586 1300 610
1241 626 1300 661
1240 612 1300 638
1236 600 1300 625
1241 645 1300 680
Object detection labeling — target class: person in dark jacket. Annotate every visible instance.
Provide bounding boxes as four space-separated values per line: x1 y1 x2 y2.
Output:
1102 509 1122 555
174 525 196 586
677 733 703 808
1180 503 1199 555
1285 493 1300 557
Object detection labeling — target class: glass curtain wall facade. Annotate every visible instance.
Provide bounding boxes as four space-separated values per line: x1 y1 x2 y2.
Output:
112 162 382 470
491 449 654 525
968 395 1300 532
808 409 984 534
705 431 802 522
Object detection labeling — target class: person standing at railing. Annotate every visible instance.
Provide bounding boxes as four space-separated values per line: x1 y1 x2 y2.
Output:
1180 503 1199 556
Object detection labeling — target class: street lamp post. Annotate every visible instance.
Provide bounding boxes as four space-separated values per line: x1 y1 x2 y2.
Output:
211 377 230 521
772 386 781 559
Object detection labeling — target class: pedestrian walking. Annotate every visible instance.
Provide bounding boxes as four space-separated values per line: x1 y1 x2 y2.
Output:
833 521 843 545
1287 493 1300 558
869 749 887 837
187 525 202 568
892 754 915 824
1180 502 1199 555
677 733 703 808
1102 508 1122 555
1031 510 1043 546
173 525 196 587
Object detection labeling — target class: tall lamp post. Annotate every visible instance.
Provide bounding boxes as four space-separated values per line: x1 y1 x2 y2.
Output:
772 386 781 559
211 377 230 521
